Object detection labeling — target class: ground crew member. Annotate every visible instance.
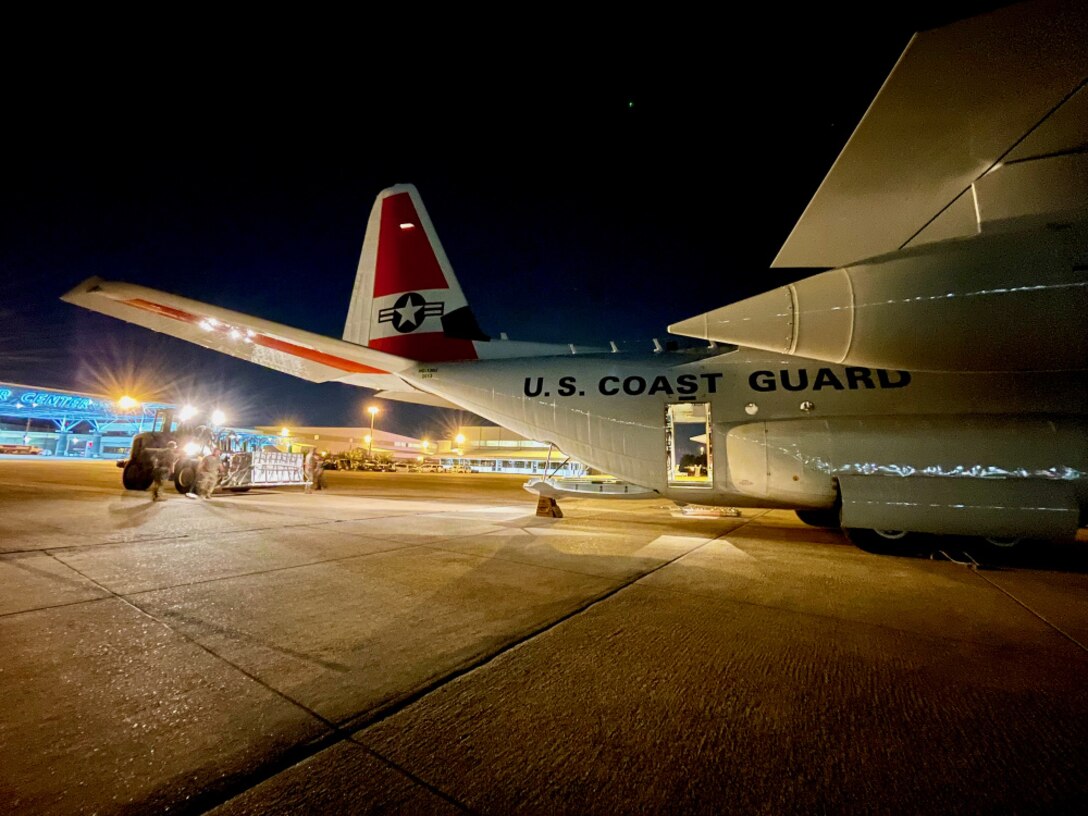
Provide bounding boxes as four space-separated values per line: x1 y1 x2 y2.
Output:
148 441 178 502
303 448 316 494
313 452 326 491
188 448 222 499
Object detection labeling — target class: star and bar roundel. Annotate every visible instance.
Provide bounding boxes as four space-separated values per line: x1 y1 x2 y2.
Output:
377 292 445 334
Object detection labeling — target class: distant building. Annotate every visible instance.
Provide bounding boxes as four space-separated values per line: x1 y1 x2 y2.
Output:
255 426 425 460
437 426 587 476
0 381 171 459
0 381 279 460
256 423 588 476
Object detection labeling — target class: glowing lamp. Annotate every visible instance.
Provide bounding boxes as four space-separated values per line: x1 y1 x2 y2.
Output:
179 405 198 421
211 409 226 426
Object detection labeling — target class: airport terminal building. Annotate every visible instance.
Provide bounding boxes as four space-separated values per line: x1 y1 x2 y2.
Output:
259 423 588 476
0 381 588 475
0 382 172 459
0 382 278 460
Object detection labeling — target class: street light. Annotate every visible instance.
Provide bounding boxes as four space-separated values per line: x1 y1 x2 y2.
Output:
366 406 379 457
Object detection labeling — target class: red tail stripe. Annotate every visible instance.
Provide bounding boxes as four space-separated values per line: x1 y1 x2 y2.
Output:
369 332 478 362
373 193 449 297
122 298 388 374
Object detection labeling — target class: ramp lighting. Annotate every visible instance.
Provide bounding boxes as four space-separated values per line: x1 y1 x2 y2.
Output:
455 433 465 445
229 329 242 340
366 405 380 456
211 409 226 426
184 442 201 456
117 395 138 409
280 427 290 437
179 405 198 421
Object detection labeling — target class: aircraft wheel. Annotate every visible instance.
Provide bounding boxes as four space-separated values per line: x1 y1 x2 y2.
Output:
984 536 1021 549
174 462 197 494
844 526 927 555
228 487 251 493
795 508 840 528
122 461 152 491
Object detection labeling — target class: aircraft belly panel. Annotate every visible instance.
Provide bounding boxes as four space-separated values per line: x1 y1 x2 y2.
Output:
839 477 1079 538
830 416 1087 537
725 421 836 507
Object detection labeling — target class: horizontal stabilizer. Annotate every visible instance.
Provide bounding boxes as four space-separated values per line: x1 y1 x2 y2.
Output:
62 277 414 386
372 389 462 409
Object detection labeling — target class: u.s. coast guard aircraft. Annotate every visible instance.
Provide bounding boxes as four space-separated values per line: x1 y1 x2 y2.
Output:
64 0 1087 548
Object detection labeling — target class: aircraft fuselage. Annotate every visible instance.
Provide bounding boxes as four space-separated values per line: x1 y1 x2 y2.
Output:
406 350 1088 538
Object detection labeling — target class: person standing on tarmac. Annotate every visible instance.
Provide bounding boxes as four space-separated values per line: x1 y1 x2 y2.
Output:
303 448 316 494
149 441 178 502
187 448 222 500
313 452 327 491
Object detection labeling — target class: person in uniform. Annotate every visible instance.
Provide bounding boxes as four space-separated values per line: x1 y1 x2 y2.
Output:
148 441 178 502
303 448 316 494
190 448 222 499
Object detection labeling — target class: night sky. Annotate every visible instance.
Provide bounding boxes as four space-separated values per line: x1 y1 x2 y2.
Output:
1 4 1003 437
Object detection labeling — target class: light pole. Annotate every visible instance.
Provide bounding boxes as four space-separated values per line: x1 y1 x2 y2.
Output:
367 406 379 458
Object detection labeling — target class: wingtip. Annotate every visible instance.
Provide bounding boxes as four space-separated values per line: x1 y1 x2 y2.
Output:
59 276 106 303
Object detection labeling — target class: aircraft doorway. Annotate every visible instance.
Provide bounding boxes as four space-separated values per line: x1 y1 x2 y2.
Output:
666 403 712 487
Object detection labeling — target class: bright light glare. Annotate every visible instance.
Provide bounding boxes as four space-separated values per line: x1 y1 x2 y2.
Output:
229 329 242 340
455 433 465 445
399 223 416 230
118 395 138 409
179 405 198 421
183 442 201 456
367 406 379 417
280 427 290 436
364 434 372 445
211 409 226 425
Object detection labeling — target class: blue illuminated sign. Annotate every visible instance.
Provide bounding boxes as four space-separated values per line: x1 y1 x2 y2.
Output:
0 388 99 412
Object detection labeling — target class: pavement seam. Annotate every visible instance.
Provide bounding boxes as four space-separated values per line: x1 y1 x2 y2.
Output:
951 555 1088 654
340 515 763 739
39 550 478 815
2 511 415 557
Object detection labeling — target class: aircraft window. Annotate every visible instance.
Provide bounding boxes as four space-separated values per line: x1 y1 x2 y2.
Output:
665 403 712 488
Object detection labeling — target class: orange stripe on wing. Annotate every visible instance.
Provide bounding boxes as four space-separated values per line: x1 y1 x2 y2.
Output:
122 298 388 375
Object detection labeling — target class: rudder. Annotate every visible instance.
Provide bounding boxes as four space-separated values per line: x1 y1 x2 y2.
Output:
343 184 488 362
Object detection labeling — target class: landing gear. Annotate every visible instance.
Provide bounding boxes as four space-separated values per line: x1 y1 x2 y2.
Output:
796 508 840 528
843 526 927 555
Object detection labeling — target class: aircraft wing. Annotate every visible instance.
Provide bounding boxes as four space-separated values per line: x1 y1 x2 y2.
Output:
772 0 1088 269
61 277 415 390
670 1 1088 373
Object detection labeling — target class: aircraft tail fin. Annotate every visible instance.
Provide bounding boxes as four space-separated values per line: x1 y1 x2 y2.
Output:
343 184 488 362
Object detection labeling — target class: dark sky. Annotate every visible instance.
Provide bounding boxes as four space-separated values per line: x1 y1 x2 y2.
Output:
0 4 1003 437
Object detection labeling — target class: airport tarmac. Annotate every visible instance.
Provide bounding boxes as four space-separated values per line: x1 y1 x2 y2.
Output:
2 458 1087 814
